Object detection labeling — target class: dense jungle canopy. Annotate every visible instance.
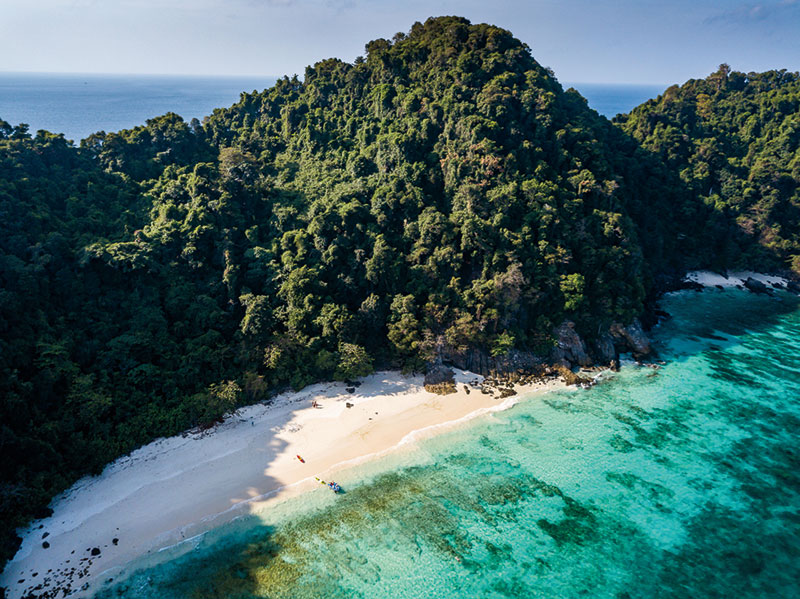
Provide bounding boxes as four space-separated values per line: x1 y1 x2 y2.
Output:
1 16 798 566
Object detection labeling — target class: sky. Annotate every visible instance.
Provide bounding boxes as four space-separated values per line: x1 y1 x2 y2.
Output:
1 0 799 85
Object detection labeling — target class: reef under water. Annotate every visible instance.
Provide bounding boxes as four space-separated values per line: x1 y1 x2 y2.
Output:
96 289 800 599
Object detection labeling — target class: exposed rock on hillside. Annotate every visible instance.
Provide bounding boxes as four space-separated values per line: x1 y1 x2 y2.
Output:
593 333 618 365
424 362 457 395
610 319 652 359
440 347 543 378
551 321 592 367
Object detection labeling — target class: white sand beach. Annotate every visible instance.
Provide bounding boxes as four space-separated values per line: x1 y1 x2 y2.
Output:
0 369 565 599
684 270 789 288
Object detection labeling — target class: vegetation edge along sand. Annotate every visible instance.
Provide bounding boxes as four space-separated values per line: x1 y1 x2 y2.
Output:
0 369 567 598
3 16 800 571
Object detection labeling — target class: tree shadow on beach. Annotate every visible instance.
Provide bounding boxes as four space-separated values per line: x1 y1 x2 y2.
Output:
8 406 299 599
10 357 429 599
83 425 299 599
91 522 284 599
335 372 422 401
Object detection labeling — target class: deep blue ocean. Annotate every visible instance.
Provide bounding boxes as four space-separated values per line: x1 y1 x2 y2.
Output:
9 74 792 599
89 288 800 599
0 73 275 143
568 82 665 118
0 73 664 143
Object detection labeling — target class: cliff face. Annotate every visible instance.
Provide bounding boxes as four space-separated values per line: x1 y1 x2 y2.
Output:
609 319 652 360
432 316 653 382
439 347 545 378
4 16 798 573
551 321 592 367
556 318 652 367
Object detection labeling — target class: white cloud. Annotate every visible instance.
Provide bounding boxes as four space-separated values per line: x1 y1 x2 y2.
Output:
705 0 800 24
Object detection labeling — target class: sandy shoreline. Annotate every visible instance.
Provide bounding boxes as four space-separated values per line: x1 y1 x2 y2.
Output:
3 270 791 598
0 369 566 599
684 270 789 288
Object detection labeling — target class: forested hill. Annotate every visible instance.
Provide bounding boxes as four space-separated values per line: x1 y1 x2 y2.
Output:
616 65 800 272
0 16 797 569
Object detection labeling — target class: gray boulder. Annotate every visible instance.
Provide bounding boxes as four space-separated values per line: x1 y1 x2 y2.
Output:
744 277 772 295
593 333 617 365
551 321 592 367
424 362 456 395
610 318 652 359
441 345 542 377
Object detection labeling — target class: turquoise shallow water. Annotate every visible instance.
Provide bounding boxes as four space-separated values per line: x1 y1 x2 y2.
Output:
96 289 800 599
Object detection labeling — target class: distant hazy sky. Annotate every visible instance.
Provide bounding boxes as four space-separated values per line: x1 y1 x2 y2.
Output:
2 0 799 84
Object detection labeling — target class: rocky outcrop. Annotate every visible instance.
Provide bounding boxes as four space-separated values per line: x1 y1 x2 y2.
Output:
553 318 652 368
551 321 592 367
609 318 652 359
440 347 543 378
428 316 653 384
678 280 705 292
593 332 617 365
554 364 592 386
423 362 456 395
744 277 773 295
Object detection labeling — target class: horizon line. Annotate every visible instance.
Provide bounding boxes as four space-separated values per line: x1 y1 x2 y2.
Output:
0 69 672 88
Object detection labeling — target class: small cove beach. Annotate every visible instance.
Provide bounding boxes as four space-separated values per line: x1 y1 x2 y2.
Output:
0 370 565 598
81 286 800 599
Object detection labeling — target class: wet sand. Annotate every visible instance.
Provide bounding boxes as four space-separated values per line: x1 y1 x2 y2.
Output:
0 369 565 598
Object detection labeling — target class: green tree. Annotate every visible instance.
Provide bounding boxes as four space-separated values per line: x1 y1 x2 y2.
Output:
335 343 374 380
560 274 586 312
491 331 515 357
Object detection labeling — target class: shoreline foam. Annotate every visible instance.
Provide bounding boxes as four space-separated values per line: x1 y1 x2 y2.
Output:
683 270 789 289
0 369 565 599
